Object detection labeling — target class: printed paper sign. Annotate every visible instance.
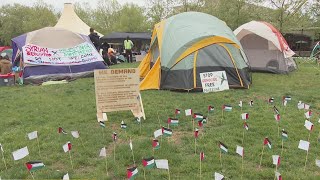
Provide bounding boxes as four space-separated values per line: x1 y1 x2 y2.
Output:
200 71 229 93
22 42 103 66
94 68 145 120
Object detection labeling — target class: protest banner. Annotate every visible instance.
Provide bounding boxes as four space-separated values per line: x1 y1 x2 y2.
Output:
200 71 229 93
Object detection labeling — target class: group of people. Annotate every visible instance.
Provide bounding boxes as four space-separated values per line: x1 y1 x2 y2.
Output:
88 28 135 66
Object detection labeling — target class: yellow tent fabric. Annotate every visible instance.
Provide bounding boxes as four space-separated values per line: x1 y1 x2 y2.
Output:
140 57 161 90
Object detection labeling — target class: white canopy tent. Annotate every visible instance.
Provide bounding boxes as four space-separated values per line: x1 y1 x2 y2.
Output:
55 3 103 37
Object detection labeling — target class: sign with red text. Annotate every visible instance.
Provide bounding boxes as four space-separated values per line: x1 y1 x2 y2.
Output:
200 71 229 93
22 42 103 66
94 68 145 121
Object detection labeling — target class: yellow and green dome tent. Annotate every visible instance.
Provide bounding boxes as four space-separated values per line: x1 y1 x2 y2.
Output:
139 12 251 91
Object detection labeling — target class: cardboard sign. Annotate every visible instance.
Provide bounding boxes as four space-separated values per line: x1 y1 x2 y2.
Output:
200 71 229 93
22 42 103 66
94 68 145 120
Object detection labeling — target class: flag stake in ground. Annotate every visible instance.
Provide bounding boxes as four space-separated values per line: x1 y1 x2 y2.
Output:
68 150 74 169
259 145 265 168
113 132 117 162
0 145 7 170
304 149 309 171
29 171 35 180
36 136 41 157
104 159 110 176
199 152 204 179
130 137 136 166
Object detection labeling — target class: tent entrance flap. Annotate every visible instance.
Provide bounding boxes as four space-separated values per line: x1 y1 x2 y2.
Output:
139 57 161 90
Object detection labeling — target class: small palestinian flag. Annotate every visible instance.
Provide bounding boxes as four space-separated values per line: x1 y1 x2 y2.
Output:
162 127 172 137
142 157 155 169
127 166 138 180
222 105 232 112
121 121 127 129
194 128 199 138
219 141 228 153
275 171 282 180
112 132 117 142
152 139 160 149
305 110 312 119
281 129 288 140
273 106 280 115
175 109 181 115
167 118 179 126
274 114 280 121
241 113 249 120
243 122 249 130
63 142 72 152
200 152 205 161
58 127 67 134
283 100 287 106
99 121 106 128
283 96 291 101
193 113 204 121
198 120 203 127
208 106 214 113
272 155 280 166
268 98 274 103
264 137 272 149
239 101 243 108
304 120 314 131
249 100 254 107
136 117 141 124
25 161 45 172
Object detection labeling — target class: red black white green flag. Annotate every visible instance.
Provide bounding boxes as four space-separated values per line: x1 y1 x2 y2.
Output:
194 128 199 138
162 127 172 137
264 138 272 149
193 113 204 121
152 139 160 150
58 127 67 134
200 152 205 161
26 161 45 172
219 141 228 153
142 157 155 169
208 106 214 113
167 118 179 126
112 132 117 142
127 166 138 180
175 109 181 115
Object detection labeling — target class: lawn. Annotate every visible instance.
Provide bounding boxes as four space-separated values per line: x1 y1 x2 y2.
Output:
0 61 320 179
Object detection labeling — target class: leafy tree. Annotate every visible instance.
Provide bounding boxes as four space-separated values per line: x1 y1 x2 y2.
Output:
268 0 308 32
0 1 57 45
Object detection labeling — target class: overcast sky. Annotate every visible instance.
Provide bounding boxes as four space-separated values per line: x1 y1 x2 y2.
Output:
0 0 146 10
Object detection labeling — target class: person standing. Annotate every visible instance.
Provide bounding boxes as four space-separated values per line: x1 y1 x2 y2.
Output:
124 36 134 63
88 28 101 50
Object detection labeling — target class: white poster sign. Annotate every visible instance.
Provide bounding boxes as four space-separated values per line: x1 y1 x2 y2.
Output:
200 71 229 93
22 42 103 66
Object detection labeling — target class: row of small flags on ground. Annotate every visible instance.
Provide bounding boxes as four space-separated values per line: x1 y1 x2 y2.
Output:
1 96 319 179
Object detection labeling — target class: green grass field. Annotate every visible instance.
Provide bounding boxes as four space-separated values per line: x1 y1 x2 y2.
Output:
0 61 320 179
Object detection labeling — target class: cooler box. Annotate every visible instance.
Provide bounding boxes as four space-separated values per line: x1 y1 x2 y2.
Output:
0 73 15 86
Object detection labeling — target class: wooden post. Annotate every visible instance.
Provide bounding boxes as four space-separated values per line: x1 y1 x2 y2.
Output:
281 139 284 157
113 142 116 162
200 155 202 180
219 150 222 169
304 150 309 171
259 145 265 168
194 138 197 155
68 150 74 169
1 150 7 170
36 137 41 157
105 156 109 176
29 171 35 180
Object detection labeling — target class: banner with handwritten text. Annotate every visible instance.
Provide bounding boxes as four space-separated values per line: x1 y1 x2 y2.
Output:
22 42 103 66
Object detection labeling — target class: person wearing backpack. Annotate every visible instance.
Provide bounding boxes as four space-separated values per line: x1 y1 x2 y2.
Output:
89 28 101 50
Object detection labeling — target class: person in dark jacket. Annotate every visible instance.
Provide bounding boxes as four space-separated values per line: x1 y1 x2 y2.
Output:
88 28 101 50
